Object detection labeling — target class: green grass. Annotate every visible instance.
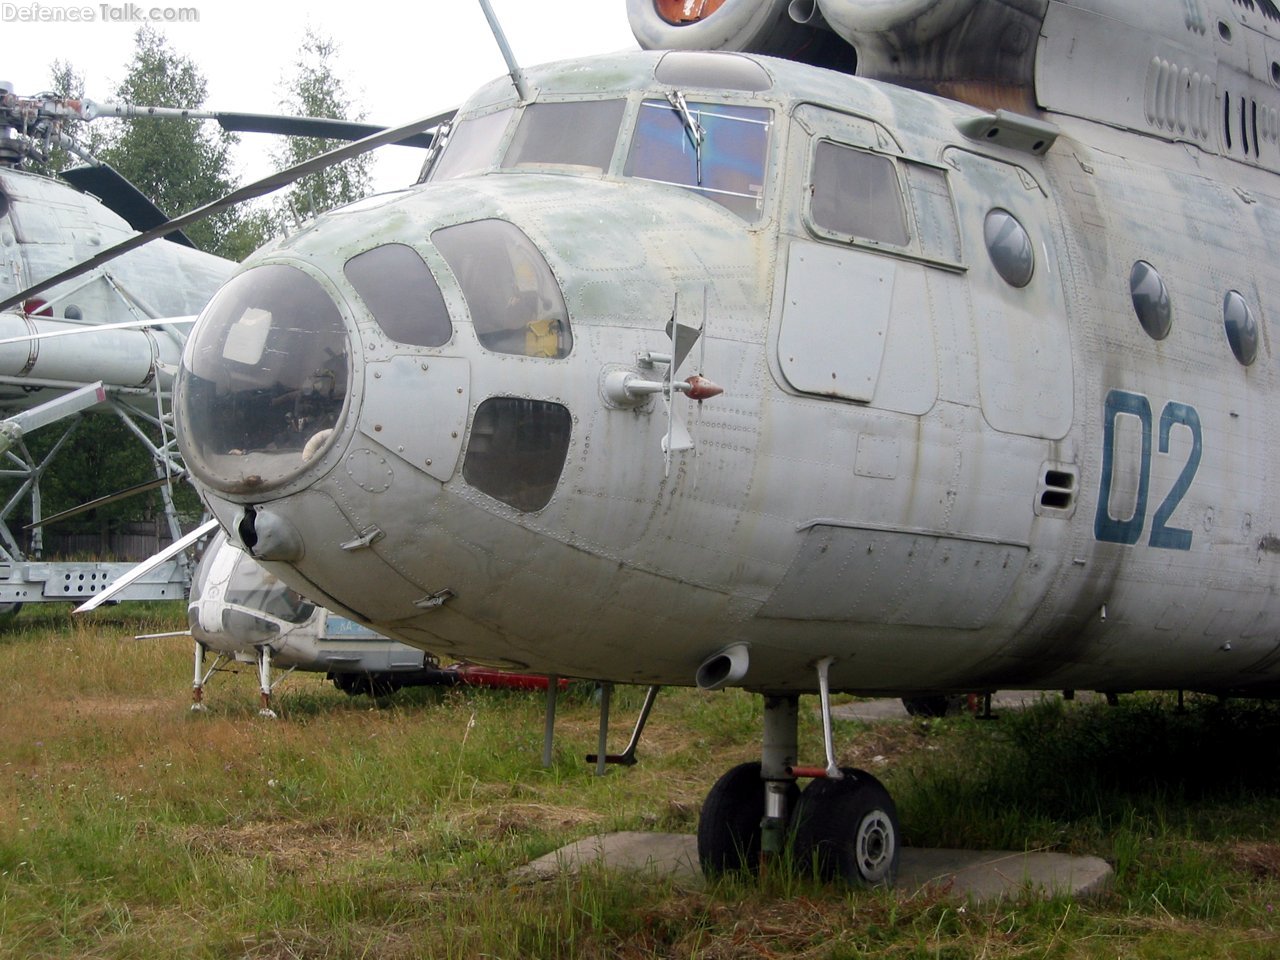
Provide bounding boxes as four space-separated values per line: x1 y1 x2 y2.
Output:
2 604 1280 957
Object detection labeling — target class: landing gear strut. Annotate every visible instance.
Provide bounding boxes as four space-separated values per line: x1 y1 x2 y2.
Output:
696 675 901 885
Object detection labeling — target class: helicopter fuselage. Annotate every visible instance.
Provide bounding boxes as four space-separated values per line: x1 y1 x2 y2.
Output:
177 46 1280 697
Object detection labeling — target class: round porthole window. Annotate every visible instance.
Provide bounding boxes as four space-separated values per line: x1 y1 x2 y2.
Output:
1223 290 1258 366
1130 261 1171 340
984 209 1034 288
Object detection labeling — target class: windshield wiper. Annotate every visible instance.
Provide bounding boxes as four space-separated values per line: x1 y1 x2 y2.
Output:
667 90 704 186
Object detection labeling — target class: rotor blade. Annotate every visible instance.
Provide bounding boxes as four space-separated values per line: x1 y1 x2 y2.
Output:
59 164 195 247
0 108 455 314
26 472 185 530
74 517 219 613
81 100 451 148
210 112 444 148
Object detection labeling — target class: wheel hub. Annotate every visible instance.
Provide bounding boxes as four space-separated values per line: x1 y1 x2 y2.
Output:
856 809 896 882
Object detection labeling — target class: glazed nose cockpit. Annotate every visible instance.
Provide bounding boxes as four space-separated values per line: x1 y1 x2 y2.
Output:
177 263 353 496
176 217 575 504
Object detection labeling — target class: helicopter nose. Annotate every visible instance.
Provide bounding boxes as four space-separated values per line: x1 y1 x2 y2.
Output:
176 262 352 497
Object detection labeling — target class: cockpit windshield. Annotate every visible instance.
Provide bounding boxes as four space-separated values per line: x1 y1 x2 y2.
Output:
430 108 516 181
428 94 772 221
625 98 771 220
502 100 626 173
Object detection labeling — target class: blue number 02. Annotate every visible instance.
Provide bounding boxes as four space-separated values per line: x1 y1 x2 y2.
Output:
1093 390 1202 551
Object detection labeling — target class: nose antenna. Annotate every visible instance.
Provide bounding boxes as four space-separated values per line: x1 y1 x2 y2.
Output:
477 0 531 103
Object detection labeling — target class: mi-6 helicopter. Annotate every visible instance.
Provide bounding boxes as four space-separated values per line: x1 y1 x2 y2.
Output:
13 0 1280 886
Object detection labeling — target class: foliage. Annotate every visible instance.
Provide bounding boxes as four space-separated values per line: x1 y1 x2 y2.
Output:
0 410 199 548
97 26 269 259
272 27 373 225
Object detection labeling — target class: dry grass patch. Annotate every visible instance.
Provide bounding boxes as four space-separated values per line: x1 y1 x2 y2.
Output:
171 817 394 877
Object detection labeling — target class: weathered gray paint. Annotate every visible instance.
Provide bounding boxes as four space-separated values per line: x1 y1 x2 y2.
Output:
182 0 1280 698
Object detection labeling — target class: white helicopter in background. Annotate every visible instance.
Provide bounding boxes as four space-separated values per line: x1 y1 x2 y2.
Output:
0 82 449 603
178 528 560 717
25 0 1280 888
0 84 492 707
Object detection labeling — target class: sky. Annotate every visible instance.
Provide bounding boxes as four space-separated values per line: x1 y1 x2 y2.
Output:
2 0 640 191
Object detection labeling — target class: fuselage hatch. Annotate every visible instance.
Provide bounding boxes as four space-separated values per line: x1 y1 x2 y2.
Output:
176 12 1280 700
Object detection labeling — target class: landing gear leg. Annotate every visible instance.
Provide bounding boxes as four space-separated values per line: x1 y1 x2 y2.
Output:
192 640 207 712
191 641 228 712
257 645 277 719
696 695 800 877
697 662 902 886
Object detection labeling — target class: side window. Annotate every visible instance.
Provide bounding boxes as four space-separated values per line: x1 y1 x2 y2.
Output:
463 397 572 512
624 99 772 220
430 108 515 181
503 100 626 173
431 219 572 359
809 141 909 247
344 243 452 348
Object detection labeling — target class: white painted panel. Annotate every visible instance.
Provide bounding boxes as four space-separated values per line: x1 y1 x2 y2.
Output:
778 241 893 402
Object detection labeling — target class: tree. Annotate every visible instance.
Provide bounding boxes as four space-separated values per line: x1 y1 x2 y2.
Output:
272 27 373 224
98 26 269 259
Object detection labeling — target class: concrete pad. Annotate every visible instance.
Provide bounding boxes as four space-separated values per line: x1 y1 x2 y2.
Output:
515 832 1112 904
833 690 1105 723
898 847 1113 902
515 831 700 883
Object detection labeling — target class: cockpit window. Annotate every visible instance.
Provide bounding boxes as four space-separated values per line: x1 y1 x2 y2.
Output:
431 219 572 359
177 263 349 494
502 100 626 173
344 243 452 347
810 142 910 247
463 397 572 512
624 98 771 220
430 108 515 181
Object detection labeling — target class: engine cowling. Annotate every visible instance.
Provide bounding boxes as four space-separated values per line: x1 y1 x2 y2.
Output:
627 0 853 67
815 0 977 46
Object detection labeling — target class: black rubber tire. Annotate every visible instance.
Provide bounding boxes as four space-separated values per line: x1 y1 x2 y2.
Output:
331 672 401 698
792 768 901 886
902 695 952 718
697 761 799 877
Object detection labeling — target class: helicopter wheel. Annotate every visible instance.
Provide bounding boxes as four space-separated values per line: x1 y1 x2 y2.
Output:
902 695 953 718
697 761 799 877
791 768 900 886
331 672 401 698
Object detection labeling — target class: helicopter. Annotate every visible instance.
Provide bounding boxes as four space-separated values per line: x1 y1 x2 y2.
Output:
0 83 236 603
0 83 480 703
11 0 1280 887
176 527 564 717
